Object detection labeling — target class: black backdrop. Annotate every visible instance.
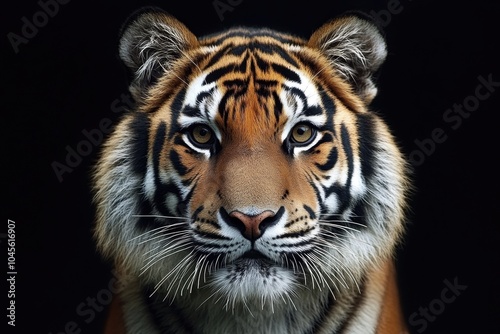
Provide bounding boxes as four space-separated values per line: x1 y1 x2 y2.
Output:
3 0 499 333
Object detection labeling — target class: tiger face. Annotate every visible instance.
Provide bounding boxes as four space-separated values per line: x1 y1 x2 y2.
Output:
93 9 409 313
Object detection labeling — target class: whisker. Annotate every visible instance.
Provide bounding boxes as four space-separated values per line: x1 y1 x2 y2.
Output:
127 221 187 243
132 214 189 220
180 49 203 75
317 228 373 247
314 244 361 292
196 284 225 310
138 228 189 246
298 253 321 290
141 244 191 271
318 220 367 229
305 252 337 298
150 250 195 298
308 245 348 290
318 212 365 219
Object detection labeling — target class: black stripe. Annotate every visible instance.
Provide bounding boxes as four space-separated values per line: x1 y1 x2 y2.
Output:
247 41 300 68
191 205 204 220
206 29 301 46
255 54 270 72
322 126 354 215
168 88 186 137
341 124 354 192
250 41 276 54
273 226 315 239
284 86 308 110
205 43 234 68
309 292 336 333
152 122 166 183
152 122 170 216
314 132 334 148
255 79 278 87
356 113 377 180
203 65 234 84
315 146 338 171
153 123 183 216
272 63 301 83
269 44 300 68
303 204 317 220
196 88 215 105
218 90 231 124
182 106 201 118
143 287 196 334
169 149 189 176
223 78 248 87
173 135 194 152
308 176 323 208
129 113 150 175
238 52 250 72
350 201 368 230
229 44 247 56
320 90 336 114
320 90 336 136
135 199 163 232
294 52 324 81
337 279 367 334
308 279 366 333
193 230 231 241
272 91 283 121
304 106 323 117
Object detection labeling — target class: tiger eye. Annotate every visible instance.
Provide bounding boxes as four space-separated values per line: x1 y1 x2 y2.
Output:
291 123 314 144
191 125 213 145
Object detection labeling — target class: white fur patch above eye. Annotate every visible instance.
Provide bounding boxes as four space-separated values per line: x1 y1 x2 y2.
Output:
280 71 327 145
180 73 223 142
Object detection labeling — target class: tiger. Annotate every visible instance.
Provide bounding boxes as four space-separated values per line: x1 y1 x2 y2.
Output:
92 7 411 334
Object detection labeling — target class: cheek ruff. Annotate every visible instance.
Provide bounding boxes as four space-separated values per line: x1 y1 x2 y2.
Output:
93 8 411 334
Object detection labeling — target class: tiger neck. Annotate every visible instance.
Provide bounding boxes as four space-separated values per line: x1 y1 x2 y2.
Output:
111 259 406 334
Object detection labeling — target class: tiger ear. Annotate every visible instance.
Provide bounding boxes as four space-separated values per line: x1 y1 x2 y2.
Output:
308 13 387 104
118 8 198 100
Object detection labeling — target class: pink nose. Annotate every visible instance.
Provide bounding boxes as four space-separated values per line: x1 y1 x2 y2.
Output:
228 210 276 240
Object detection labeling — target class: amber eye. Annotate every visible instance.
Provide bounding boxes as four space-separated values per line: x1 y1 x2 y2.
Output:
290 123 316 145
189 124 215 147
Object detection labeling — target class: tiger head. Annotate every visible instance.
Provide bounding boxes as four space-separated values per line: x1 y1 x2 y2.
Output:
93 9 409 309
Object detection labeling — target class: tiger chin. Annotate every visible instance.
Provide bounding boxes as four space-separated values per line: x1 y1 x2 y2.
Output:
93 7 411 334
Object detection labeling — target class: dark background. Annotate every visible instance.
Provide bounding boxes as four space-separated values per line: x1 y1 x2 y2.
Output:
3 0 499 333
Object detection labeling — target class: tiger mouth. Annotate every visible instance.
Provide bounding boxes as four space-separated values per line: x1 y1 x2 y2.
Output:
241 249 268 260
232 250 276 270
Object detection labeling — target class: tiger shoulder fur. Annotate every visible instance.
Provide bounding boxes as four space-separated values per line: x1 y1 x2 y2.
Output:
93 7 411 334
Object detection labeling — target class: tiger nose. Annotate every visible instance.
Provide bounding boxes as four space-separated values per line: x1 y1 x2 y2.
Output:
224 207 284 241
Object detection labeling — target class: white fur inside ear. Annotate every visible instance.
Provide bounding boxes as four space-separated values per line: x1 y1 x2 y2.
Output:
118 11 197 99
311 16 387 103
